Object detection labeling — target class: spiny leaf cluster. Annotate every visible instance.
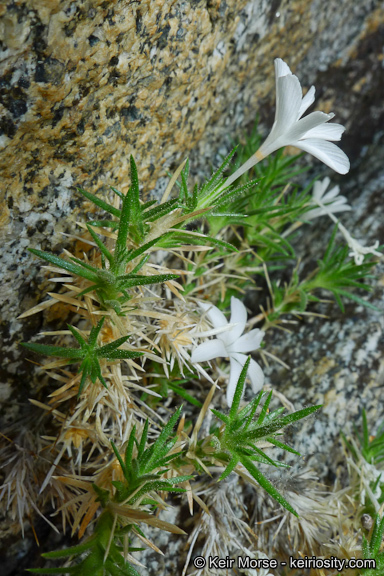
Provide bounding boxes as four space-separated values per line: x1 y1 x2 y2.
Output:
29 409 192 576
29 156 179 314
177 148 258 215
82 153 242 256
108 406 192 506
211 358 322 516
21 318 142 395
80 156 180 242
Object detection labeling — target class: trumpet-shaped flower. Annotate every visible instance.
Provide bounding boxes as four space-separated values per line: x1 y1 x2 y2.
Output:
304 179 381 265
337 222 382 265
305 177 352 220
191 297 264 406
258 59 350 173
222 59 350 192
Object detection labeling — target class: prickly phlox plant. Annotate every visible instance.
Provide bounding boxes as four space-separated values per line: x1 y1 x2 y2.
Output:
1 58 383 576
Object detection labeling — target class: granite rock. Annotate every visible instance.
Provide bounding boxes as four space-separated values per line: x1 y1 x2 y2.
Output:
1 0 383 319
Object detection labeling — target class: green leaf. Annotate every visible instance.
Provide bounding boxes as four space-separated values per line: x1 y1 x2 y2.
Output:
101 349 141 361
334 288 380 311
141 405 183 474
125 236 168 265
20 342 84 360
124 425 137 473
79 364 89 395
155 451 184 469
69 256 101 273
97 336 131 356
29 249 99 282
218 454 239 481
88 318 105 348
117 273 179 290
256 390 273 424
210 408 230 425
128 478 191 504
229 357 250 420
92 483 110 507
240 455 298 516
245 442 281 467
144 198 179 222
138 419 149 459
77 187 121 217
42 537 97 559
88 219 119 230
115 195 132 265
110 186 125 201
86 224 114 265
265 437 301 456
242 393 264 432
67 324 88 347
130 254 150 275
243 405 322 442
167 381 203 408
197 147 239 208
368 514 384 557
111 441 126 475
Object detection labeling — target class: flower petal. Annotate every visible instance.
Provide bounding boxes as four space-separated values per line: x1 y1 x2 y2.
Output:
285 111 334 143
307 178 351 219
303 207 325 220
269 74 303 143
227 353 247 406
198 301 227 329
322 184 341 201
306 203 352 220
303 122 345 141
292 138 350 174
248 358 265 393
191 339 228 363
298 85 315 117
274 58 292 79
230 329 264 354
312 177 331 201
323 195 350 208
225 296 247 343
327 203 352 214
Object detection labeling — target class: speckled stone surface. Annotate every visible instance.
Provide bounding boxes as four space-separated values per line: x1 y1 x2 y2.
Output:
1 0 384 573
0 0 383 373
1 0 384 321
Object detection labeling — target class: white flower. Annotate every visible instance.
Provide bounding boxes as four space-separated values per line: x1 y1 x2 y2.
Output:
257 59 350 174
191 297 264 406
222 59 350 191
337 222 382 265
303 178 381 265
305 177 352 220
